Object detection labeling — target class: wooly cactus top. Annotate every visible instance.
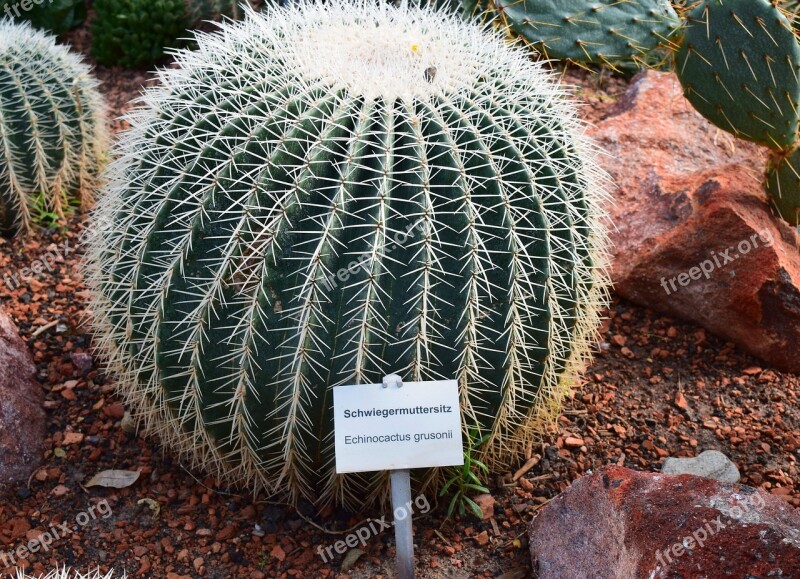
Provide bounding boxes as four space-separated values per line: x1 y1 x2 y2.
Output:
87 0 610 508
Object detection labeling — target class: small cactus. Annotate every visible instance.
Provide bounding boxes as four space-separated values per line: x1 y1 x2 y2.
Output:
86 0 610 508
0 19 107 235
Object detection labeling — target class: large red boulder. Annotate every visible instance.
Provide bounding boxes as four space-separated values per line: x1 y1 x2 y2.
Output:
0 310 46 491
590 71 800 373
528 466 800 578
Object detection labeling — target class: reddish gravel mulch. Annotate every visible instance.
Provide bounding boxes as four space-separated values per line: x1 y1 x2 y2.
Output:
0 24 797 579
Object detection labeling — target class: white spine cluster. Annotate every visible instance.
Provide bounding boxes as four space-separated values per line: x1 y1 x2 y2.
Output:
0 19 107 235
15 569 120 579
86 0 611 508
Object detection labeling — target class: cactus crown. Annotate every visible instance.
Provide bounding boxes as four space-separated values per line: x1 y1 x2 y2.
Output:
0 19 107 235
87 0 610 508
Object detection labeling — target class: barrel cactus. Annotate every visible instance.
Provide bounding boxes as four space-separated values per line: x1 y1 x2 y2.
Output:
86 0 610 508
0 20 107 235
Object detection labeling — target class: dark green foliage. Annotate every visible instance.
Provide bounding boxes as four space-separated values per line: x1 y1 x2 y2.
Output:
92 0 189 67
676 0 800 149
440 428 491 519
0 0 86 35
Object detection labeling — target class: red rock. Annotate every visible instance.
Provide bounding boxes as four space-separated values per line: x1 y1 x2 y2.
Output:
216 524 237 541
69 351 93 370
673 391 688 410
103 402 126 419
564 437 584 448
472 493 496 520
590 71 800 373
62 432 84 446
270 544 286 562
0 309 46 492
528 466 800 578
51 484 70 497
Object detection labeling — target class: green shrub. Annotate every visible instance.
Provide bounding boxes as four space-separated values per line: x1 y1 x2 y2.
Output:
91 0 188 68
0 0 86 35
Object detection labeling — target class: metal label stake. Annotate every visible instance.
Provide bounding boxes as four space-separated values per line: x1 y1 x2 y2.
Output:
334 374 461 577
382 374 415 579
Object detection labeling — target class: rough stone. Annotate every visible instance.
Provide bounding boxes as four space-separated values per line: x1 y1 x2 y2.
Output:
661 449 740 483
0 310 46 492
590 71 800 373
528 466 800 579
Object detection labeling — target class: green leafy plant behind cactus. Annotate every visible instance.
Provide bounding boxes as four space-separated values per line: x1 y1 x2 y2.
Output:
0 0 86 36
91 0 189 68
86 0 610 508
0 20 107 236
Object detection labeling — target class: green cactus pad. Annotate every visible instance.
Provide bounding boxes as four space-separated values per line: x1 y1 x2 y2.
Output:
484 0 680 65
766 150 800 225
676 0 800 149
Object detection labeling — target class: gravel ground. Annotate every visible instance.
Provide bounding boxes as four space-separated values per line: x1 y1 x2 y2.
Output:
0 25 797 579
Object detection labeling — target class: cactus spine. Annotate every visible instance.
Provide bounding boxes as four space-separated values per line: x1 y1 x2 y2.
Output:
87 0 610 508
0 19 107 235
15 570 120 579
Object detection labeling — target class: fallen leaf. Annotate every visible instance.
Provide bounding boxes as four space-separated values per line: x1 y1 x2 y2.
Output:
51 485 70 497
138 498 161 519
341 548 364 571
85 469 140 489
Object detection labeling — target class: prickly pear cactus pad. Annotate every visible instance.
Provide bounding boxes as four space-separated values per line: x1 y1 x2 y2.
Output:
766 150 800 225
676 0 800 149
86 0 610 508
0 19 107 236
478 0 680 65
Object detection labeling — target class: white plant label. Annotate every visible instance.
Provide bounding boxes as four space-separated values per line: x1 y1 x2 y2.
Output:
334 380 464 474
